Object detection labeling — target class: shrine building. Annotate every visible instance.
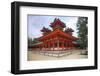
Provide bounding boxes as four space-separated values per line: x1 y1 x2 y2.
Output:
32 18 78 51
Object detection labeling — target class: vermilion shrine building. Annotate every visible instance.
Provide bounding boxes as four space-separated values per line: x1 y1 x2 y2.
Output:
32 18 78 51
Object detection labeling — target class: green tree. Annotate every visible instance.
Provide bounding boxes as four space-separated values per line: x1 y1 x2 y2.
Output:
77 17 88 49
28 38 39 45
28 38 33 45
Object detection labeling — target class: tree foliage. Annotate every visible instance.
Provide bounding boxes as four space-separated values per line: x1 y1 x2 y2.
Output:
77 17 88 49
28 38 39 45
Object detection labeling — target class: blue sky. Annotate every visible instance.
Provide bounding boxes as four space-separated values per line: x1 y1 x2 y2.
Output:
28 15 78 39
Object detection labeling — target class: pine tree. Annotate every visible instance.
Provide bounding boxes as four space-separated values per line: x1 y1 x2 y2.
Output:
77 17 88 49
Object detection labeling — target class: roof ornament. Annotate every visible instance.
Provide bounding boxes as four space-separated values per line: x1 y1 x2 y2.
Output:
50 18 66 31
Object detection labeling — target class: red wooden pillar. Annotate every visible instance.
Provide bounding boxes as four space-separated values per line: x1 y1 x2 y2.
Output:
66 41 68 50
48 42 51 51
41 44 43 51
45 42 47 51
63 40 65 50
67 41 69 49
57 40 59 50
46 41 48 51
61 41 63 51
47 42 49 51
51 42 53 51
62 41 64 50
70 42 72 48
43 44 45 51
39 44 41 50
47 41 49 51
53 41 55 51
49 42 51 51
44 42 46 51
43 43 45 51
69 42 71 49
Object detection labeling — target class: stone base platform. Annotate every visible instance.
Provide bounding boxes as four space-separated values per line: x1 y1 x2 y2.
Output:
31 50 77 57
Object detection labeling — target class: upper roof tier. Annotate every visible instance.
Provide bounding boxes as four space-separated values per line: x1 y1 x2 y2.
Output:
50 18 66 28
65 28 74 32
41 27 51 32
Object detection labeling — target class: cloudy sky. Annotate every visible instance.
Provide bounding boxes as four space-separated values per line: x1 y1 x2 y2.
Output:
28 15 78 39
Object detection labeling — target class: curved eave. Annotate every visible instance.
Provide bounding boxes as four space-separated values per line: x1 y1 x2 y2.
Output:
50 24 66 28
39 29 78 41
